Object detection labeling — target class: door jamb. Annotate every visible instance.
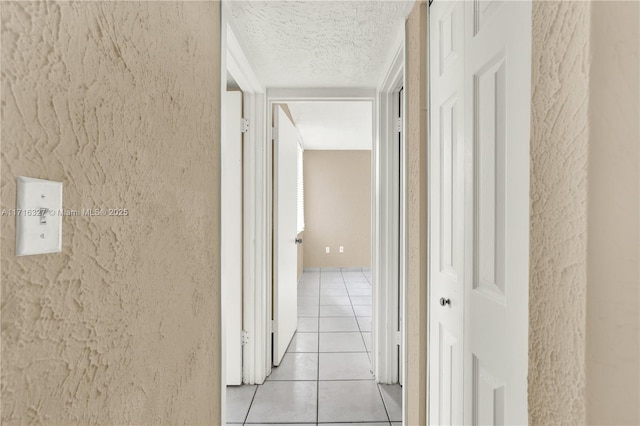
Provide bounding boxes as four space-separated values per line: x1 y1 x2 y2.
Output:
266 87 375 377
373 25 407 395
222 3 268 404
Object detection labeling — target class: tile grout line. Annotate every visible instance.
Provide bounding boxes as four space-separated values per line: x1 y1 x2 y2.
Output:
242 380 259 425
345 267 392 424
341 268 370 359
316 269 321 425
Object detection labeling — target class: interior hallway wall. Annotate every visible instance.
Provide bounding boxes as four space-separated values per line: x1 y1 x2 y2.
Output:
530 2 639 424
586 1 639 424
529 2 591 423
303 150 371 268
405 2 428 425
0 2 221 424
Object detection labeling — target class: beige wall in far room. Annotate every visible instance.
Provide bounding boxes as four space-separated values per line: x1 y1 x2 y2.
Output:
303 150 371 268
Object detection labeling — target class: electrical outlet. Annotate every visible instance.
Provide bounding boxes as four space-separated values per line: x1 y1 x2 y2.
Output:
339 246 344 253
325 247 330 254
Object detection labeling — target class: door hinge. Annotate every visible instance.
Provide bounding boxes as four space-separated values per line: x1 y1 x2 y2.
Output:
271 127 278 141
241 330 249 346
241 118 250 134
396 117 403 133
395 331 402 345
270 320 276 333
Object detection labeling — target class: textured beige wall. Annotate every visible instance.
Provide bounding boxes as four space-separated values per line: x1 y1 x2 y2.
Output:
303 150 371 268
530 2 640 424
0 2 221 425
405 2 428 425
586 2 639 424
529 2 591 423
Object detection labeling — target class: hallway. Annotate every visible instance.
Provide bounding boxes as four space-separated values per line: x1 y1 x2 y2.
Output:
227 268 401 425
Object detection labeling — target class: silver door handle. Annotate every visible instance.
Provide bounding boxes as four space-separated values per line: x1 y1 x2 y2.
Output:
295 238 303 244
439 297 451 306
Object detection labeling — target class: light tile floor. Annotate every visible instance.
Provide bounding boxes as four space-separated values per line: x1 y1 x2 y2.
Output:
227 267 402 425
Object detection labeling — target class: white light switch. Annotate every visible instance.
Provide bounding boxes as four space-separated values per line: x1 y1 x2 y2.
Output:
325 247 330 254
15 176 63 256
339 246 344 253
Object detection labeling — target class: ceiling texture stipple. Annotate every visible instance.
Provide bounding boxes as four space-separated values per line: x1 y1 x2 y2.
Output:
227 1 415 88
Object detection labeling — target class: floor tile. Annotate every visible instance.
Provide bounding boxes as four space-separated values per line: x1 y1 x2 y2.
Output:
357 316 372 332
297 317 319 332
354 305 372 316
321 295 352 306
300 274 320 284
323 423 390 426
321 288 349 296
288 333 319 352
341 267 364 272
298 288 319 297
320 305 355 317
350 296 372 306
347 288 372 297
268 353 318 381
298 296 320 306
318 381 389 423
319 332 367 352
298 305 319 317
345 274 371 282
379 384 402 422
362 332 372 351
246 424 316 426
321 276 345 283
319 352 373 380
246 381 317 424
322 267 342 272
298 281 320 290
226 385 256 424
322 281 347 289
346 282 372 289
319 317 359 332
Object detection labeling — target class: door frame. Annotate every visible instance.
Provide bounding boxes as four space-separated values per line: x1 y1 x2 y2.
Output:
265 90 375 375
221 2 268 410
373 26 407 393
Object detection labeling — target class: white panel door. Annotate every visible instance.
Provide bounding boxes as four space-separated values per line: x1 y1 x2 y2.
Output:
273 106 298 366
428 2 465 424
222 90 243 385
464 1 531 424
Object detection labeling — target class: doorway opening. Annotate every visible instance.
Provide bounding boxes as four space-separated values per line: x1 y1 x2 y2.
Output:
220 1 412 424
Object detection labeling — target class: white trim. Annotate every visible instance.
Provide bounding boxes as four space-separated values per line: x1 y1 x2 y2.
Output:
226 22 264 94
372 22 406 401
266 88 375 373
372 34 404 383
222 4 269 410
267 87 376 101
220 8 228 424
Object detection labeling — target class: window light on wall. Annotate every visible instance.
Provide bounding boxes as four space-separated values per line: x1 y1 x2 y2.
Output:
296 141 305 234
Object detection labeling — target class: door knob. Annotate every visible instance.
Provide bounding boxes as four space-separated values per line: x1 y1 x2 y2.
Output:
439 297 451 306
295 238 303 244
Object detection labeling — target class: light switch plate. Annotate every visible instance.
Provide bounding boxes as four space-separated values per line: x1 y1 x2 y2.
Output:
16 176 63 256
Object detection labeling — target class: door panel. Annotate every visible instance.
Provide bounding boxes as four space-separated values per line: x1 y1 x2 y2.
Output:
273 106 299 366
222 90 243 385
429 2 465 425
464 1 531 424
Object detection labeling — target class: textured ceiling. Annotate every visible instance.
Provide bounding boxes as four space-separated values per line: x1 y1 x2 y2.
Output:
288 102 372 150
227 1 415 88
